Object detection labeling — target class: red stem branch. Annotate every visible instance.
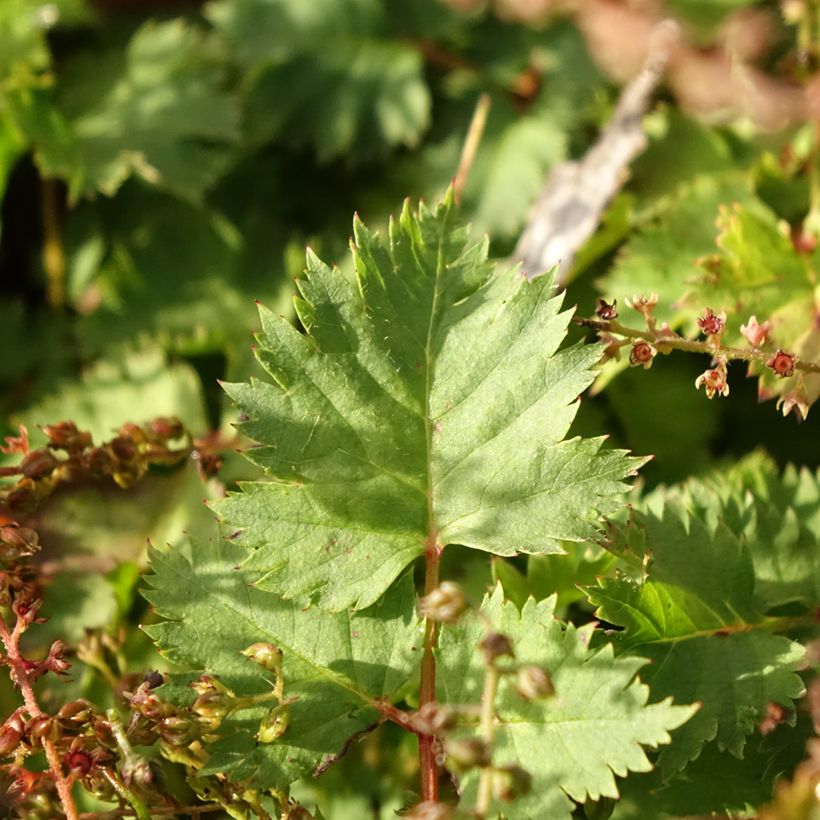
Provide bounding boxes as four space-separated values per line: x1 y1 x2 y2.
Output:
0 615 79 820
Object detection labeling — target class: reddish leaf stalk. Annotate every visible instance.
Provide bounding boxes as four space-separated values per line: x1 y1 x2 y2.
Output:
0 615 79 820
419 540 442 803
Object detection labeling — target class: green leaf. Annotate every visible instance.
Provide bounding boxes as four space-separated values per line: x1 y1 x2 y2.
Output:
217 194 643 610
144 539 421 790
72 184 292 357
207 0 430 161
586 501 807 776
0 0 51 83
16 345 209 444
612 716 813 819
20 18 239 202
437 588 695 819
639 458 820 612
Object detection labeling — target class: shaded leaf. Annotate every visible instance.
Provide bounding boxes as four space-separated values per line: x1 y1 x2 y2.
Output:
145 539 421 789
18 18 239 202
586 497 807 776
208 0 430 161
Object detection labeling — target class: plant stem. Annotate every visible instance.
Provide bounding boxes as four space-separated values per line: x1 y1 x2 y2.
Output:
474 663 500 818
574 317 820 375
418 539 441 803
41 178 66 311
0 615 79 820
453 93 491 204
99 769 151 820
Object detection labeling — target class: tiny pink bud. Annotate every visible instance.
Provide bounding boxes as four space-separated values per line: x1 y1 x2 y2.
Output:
628 339 656 369
625 293 659 313
766 349 796 378
739 315 771 348
697 308 726 337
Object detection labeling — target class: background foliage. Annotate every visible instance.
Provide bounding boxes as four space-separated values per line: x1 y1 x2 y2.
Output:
0 0 819 818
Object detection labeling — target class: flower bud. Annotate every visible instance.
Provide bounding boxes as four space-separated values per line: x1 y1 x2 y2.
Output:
409 702 457 735
0 724 22 755
516 665 555 700
419 582 466 624
121 755 154 788
595 299 618 320
480 632 515 665
0 525 40 559
42 421 92 452
148 417 184 440
20 449 57 480
57 699 95 725
257 705 290 743
444 737 491 770
45 640 70 675
492 764 532 802
159 715 200 746
192 691 232 722
739 315 771 348
28 715 59 743
241 642 283 673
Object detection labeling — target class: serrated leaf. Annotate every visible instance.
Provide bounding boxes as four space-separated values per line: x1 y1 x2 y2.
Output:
217 194 643 610
437 587 695 819
640 458 820 612
586 501 807 776
144 539 421 789
17 18 239 202
612 714 814 819
207 0 429 161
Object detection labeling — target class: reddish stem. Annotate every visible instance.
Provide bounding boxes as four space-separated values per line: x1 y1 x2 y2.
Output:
418 540 442 802
0 615 79 820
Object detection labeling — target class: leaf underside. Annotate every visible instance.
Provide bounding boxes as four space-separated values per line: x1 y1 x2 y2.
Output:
216 192 644 610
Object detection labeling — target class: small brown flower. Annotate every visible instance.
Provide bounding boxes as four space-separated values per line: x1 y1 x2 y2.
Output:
629 339 657 369
695 362 730 399
766 349 796 378
595 299 618 321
